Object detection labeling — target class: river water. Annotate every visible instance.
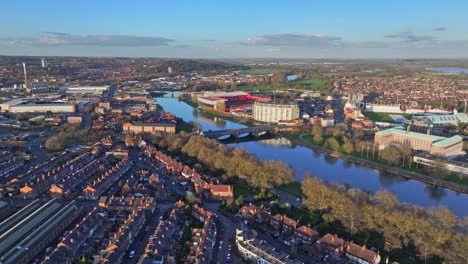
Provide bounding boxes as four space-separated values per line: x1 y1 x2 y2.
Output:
157 94 468 217
426 67 468 74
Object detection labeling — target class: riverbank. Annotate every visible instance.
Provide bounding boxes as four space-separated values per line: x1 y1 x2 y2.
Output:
286 133 468 194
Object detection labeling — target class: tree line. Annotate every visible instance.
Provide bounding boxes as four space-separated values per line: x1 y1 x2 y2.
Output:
181 135 294 191
301 175 467 263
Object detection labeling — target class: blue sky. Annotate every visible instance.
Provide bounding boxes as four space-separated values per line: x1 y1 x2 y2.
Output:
1 0 467 58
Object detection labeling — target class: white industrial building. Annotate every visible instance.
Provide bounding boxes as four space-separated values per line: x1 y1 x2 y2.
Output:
0 99 75 113
61 85 110 95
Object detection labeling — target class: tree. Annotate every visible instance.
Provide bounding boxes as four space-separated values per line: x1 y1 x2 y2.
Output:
301 176 334 211
372 191 398 210
311 123 323 143
324 137 340 151
192 95 198 104
400 143 412 157
215 101 226 111
342 142 355 154
429 206 458 230
380 146 402 165
152 136 162 145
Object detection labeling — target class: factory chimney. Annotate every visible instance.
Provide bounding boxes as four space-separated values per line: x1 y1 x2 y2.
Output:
22 62 28 88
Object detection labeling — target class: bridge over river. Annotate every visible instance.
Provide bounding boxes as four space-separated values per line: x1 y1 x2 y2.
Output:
201 126 276 139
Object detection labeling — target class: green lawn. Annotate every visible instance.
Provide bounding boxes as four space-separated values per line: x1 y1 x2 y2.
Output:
237 85 280 92
239 68 281 75
278 182 302 196
362 112 413 123
292 77 324 86
233 183 260 198
197 107 226 117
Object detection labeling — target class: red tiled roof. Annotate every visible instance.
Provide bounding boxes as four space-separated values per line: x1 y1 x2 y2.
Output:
210 185 232 194
346 242 380 264
318 234 345 248
282 215 298 228
296 225 319 237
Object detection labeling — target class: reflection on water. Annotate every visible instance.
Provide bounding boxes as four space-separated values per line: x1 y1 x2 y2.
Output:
378 171 408 188
156 95 468 217
424 186 447 202
192 109 226 128
324 155 339 166
343 160 353 169
256 137 294 147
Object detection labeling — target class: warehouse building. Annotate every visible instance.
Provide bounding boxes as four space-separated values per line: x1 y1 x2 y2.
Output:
0 199 80 264
61 85 110 96
0 99 75 113
253 101 300 123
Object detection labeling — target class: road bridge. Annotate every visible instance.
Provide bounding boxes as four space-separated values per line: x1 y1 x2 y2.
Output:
201 126 276 139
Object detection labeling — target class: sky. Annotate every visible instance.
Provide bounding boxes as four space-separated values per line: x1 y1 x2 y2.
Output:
1 0 467 59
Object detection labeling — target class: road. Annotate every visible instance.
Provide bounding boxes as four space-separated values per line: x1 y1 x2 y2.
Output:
204 202 241 264
80 113 92 130
121 202 172 264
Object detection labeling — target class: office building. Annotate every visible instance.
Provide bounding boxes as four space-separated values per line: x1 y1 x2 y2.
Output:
253 101 300 123
374 126 464 158
122 122 176 134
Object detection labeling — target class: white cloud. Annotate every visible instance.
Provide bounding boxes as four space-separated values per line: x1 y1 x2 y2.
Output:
246 33 341 46
9 32 174 47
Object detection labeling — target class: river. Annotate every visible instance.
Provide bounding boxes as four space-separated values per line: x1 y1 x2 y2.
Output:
156 94 468 217
426 67 468 74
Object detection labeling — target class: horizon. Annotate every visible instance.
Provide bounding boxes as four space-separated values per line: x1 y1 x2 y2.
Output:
1 0 468 59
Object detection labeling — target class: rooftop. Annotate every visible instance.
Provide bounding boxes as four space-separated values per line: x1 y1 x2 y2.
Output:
375 126 445 141
413 113 468 124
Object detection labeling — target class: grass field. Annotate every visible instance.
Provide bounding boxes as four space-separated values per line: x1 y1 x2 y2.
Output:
362 111 413 123
237 85 279 92
293 77 324 86
278 182 302 196
239 68 281 75
197 107 226 117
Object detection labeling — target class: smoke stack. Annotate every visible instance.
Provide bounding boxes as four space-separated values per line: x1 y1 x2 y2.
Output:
22 62 28 88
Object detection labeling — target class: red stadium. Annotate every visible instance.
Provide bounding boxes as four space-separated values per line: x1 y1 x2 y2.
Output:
197 91 271 112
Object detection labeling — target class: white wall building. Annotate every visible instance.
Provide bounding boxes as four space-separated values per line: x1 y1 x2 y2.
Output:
62 85 110 95
253 102 299 123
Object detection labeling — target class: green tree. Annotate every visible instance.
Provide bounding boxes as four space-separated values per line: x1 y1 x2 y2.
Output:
324 137 340 151
380 146 402 165
215 101 226 111
342 142 355 154
152 136 161 145
372 191 398 210
429 206 458 230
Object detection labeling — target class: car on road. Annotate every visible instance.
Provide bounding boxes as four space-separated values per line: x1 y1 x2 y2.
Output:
129 250 135 258
322 254 330 261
